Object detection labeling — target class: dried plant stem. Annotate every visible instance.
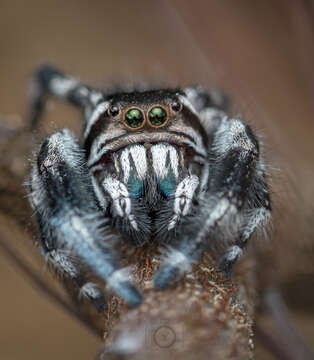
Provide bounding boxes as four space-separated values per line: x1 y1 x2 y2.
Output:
97 246 255 360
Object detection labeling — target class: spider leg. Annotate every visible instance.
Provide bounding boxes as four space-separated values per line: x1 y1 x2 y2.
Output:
44 248 107 312
29 130 143 308
183 86 230 140
183 86 230 113
154 117 271 290
29 65 106 129
218 209 270 276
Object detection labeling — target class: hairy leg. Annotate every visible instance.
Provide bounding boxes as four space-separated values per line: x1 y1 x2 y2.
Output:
29 65 106 129
154 117 271 289
44 247 107 312
29 130 143 308
183 86 230 113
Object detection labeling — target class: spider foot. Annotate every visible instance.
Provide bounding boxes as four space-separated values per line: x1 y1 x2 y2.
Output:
114 282 143 308
154 265 182 291
218 245 243 277
80 282 108 312
154 248 192 290
106 268 143 308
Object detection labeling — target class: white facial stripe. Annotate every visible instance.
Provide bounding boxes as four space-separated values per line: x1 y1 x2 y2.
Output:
150 144 180 180
119 145 147 184
151 144 169 179
120 148 131 184
168 146 179 179
88 128 127 166
169 123 205 156
84 102 109 138
129 146 147 179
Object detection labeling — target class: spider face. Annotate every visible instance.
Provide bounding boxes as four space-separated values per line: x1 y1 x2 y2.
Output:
88 89 205 143
108 90 179 130
86 90 208 167
85 89 209 246
28 65 271 310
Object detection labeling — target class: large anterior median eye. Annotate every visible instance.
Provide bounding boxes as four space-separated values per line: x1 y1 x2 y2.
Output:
148 106 168 127
125 108 144 129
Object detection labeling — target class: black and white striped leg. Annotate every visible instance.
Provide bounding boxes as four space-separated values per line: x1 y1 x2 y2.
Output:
29 65 105 129
219 175 271 276
209 118 271 276
154 117 271 290
154 191 242 290
29 130 143 308
218 207 270 276
183 86 230 140
44 248 107 312
183 86 230 113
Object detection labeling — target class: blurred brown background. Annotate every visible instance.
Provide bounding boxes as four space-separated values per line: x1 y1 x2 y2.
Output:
0 1 314 359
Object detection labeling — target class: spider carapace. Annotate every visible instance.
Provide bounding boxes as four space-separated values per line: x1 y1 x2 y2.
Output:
28 65 271 310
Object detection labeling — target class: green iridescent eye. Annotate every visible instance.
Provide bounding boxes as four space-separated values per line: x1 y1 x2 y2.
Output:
148 106 167 127
125 108 144 128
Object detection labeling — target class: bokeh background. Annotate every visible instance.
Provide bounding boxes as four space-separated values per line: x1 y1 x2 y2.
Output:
0 1 314 359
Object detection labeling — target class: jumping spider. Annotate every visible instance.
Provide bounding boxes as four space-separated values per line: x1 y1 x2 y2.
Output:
28 65 271 311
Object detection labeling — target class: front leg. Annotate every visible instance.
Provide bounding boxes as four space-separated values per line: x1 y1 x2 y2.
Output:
29 65 106 129
183 86 230 113
44 248 108 312
154 117 271 289
29 130 143 308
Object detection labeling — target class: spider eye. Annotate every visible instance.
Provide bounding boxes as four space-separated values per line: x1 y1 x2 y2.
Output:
109 105 120 117
125 108 144 129
148 106 167 127
171 100 182 112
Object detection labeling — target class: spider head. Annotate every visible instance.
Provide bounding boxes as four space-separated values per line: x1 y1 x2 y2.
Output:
106 89 185 131
85 89 208 165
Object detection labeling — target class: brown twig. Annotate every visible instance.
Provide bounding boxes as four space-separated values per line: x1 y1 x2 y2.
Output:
98 248 255 360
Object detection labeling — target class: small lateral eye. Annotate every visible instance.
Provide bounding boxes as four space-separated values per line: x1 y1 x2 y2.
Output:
125 108 144 129
148 106 167 127
109 105 120 117
171 100 182 112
